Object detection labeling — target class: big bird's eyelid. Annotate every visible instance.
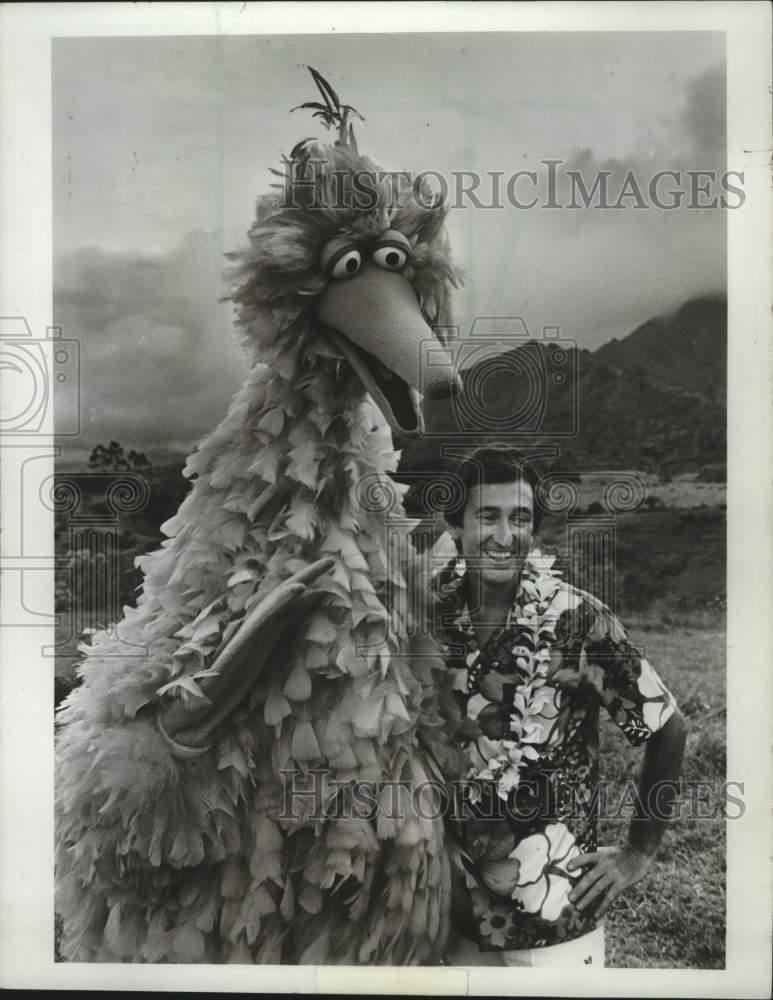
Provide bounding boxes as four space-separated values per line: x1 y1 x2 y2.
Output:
372 229 411 252
320 236 360 275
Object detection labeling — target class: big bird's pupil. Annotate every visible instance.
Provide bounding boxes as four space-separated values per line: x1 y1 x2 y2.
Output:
386 252 399 267
346 258 358 273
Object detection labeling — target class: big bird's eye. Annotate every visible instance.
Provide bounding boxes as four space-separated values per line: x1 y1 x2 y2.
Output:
372 245 407 271
321 238 362 280
330 249 362 280
372 230 411 272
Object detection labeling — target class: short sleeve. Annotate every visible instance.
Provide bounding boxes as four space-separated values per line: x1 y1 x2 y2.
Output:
582 602 677 746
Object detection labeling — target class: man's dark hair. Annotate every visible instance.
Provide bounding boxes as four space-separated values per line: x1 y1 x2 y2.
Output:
444 446 543 533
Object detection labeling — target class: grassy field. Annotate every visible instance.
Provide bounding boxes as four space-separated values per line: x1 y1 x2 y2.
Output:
574 474 726 512
599 622 726 968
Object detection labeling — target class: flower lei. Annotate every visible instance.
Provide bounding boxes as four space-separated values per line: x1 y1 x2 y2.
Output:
457 549 565 800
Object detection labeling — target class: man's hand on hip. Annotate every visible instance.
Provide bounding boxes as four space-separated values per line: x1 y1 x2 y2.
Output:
566 844 654 919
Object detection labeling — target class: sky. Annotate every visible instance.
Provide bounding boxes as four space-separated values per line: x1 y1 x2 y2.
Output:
52 31 727 457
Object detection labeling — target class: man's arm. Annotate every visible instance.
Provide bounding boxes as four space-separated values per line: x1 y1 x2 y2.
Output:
566 707 687 918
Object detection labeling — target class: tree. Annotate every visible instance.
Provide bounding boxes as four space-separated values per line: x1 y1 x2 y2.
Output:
127 449 152 474
88 441 152 475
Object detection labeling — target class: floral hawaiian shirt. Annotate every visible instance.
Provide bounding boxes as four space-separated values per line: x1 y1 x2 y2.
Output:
430 549 677 952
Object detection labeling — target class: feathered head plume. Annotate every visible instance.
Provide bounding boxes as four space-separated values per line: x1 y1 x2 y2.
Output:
290 65 365 151
225 67 463 436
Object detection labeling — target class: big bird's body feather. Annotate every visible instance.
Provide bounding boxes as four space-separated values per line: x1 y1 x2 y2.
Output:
56 81 464 965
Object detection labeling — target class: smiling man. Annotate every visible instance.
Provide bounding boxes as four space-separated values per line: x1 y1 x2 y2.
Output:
428 446 686 967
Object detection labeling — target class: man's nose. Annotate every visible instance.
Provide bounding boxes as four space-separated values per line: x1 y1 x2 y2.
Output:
493 521 513 546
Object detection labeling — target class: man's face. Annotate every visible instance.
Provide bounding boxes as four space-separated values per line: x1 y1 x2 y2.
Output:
455 480 535 586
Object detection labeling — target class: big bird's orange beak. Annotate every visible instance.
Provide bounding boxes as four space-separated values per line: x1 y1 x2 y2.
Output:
316 261 461 437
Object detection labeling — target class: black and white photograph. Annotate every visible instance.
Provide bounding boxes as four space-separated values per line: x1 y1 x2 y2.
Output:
0 3 770 995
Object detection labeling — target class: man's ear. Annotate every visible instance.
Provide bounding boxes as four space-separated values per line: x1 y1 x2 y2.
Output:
446 525 465 556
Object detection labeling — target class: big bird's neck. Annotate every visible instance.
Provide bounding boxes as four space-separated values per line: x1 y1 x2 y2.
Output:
176 353 409 558
135 353 416 678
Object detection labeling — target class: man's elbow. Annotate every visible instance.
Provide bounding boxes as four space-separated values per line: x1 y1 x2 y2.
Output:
645 707 687 764
653 705 687 761
667 705 687 745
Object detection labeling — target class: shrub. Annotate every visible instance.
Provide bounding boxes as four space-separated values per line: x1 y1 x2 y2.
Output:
695 463 726 483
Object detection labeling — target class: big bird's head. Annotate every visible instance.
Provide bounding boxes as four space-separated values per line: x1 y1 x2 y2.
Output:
225 68 462 440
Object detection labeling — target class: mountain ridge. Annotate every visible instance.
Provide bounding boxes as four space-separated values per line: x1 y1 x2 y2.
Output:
401 293 727 480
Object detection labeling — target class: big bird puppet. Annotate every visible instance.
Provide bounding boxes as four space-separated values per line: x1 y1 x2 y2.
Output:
55 68 466 964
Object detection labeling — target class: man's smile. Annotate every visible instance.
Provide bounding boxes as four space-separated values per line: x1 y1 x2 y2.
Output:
483 548 519 562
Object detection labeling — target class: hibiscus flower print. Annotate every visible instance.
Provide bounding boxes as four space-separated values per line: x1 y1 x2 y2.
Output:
477 855 523 897
637 657 676 732
464 692 512 741
509 822 580 923
479 904 515 948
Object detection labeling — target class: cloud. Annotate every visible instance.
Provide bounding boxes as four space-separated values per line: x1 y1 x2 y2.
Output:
54 231 247 457
682 63 726 162
448 62 728 351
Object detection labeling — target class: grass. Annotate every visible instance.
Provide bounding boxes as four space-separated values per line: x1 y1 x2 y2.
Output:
573 476 726 511
599 623 726 968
